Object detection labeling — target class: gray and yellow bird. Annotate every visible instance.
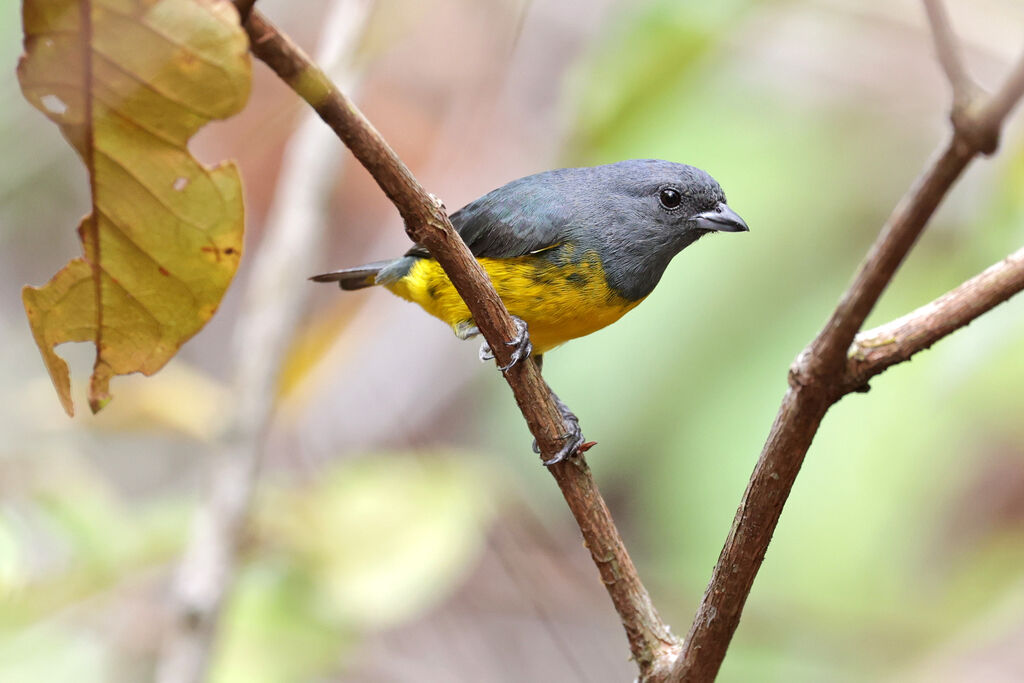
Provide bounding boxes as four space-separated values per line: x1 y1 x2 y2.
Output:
313 159 748 463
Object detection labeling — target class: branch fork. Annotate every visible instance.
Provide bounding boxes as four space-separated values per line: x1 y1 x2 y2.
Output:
672 3 1024 679
167 1 1024 681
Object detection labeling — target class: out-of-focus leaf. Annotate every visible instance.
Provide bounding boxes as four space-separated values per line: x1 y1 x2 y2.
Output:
0 518 23 596
275 299 363 403
568 0 759 153
257 455 493 628
210 562 347 683
0 459 190 632
17 0 251 415
213 455 494 682
0 626 109 683
90 361 229 439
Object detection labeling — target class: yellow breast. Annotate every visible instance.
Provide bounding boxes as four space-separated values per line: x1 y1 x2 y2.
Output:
384 251 643 355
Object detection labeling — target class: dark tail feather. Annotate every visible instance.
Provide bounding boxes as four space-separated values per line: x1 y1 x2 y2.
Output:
309 260 391 290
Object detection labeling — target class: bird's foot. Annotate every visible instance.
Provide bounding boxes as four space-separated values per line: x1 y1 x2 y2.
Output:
532 394 594 466
478 316 533 372
455 321 480 341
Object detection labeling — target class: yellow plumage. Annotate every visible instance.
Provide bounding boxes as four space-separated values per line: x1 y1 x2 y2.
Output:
384 250 643 355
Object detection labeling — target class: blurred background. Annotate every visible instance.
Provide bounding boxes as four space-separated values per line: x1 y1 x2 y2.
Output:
3 0 1024 680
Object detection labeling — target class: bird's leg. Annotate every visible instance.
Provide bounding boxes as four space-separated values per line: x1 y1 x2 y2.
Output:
454 320 480 341
499 316 533 371
452 322 497 363
470 326 582 464
529 355 588 466
541 392 585 466
475 316 533 372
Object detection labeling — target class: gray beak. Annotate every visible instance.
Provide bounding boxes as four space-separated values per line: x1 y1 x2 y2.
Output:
692 203 749 233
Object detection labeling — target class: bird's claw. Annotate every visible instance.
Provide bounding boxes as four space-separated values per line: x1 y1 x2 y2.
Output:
542 429 587 466
479 340 494 362
499 317 533 372
473 318 585 465
478 316 533 372
532 398 590 466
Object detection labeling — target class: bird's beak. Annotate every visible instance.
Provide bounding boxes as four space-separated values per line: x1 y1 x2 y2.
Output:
693 203 749 233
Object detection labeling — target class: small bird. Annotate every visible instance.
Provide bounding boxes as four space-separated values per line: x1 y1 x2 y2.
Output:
312 159 748 464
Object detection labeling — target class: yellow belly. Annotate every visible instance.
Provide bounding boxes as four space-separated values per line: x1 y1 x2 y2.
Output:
384 252 643 355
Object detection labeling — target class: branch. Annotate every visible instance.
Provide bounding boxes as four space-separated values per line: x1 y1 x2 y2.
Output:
241 9 680 679
979 45 1024 141
846 245 1024 391
804 135 974 381
672 12 1024 682
923 0 978 112
155 2 372 682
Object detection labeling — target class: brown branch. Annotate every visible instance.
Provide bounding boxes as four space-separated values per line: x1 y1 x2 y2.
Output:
846 245 1024 391
232 0 256 22
241 10 680 679
804 135 973 381
979 45 1024 142
671 16 1024 683
923 0 978 112
156 2 372 682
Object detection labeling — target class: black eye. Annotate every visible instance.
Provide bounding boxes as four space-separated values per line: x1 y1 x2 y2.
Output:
659 188 682 210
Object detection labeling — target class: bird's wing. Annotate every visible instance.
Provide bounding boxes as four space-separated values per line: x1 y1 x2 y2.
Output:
404 173 571 260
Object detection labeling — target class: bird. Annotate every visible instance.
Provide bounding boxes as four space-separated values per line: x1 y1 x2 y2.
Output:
312 159 748 464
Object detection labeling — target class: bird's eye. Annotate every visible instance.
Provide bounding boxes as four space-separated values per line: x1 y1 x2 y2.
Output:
659 188 682 210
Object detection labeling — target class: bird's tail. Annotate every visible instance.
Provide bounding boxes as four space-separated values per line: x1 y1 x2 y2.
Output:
309 260 392 290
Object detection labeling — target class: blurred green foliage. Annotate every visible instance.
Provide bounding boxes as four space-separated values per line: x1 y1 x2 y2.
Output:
210 456 494 682
3 0 1024 681
488 1 1024 680
0 454 493 683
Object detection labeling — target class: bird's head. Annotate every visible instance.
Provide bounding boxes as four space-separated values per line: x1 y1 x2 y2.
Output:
612 159 748 243
585 159 748 300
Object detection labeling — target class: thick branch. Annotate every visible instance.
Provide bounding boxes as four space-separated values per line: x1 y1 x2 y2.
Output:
241 10 679 678
846 245 1024 390
673 25 1024 683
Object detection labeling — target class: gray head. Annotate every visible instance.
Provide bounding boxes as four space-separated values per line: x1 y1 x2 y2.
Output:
574 159 748 299
584 158 746 236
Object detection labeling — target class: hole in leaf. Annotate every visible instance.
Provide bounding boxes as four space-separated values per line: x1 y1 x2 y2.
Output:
41 94 67 115
173 177 189 191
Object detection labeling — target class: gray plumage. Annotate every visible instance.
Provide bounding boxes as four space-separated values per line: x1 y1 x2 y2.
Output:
311 159 746 301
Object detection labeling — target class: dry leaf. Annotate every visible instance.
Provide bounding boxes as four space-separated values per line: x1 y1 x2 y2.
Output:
18 0 251 415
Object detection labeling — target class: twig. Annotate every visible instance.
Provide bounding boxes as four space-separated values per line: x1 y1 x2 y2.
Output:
978 45 1024 141
671 11 1024 683
805 136 974 382
155 2 372 682
922 0 977 112
241 9 680 678
846 245 1024 391
233 0 256 23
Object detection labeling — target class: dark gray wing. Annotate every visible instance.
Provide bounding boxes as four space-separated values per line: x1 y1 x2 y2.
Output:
405 169 579 260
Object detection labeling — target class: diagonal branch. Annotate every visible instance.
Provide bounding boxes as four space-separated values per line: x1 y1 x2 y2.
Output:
804 135 974 382
979 45 1024 139
240 9 680 679
923 0 978 112
845 245 1024 391
156 2 372 682
671 11 1024 682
